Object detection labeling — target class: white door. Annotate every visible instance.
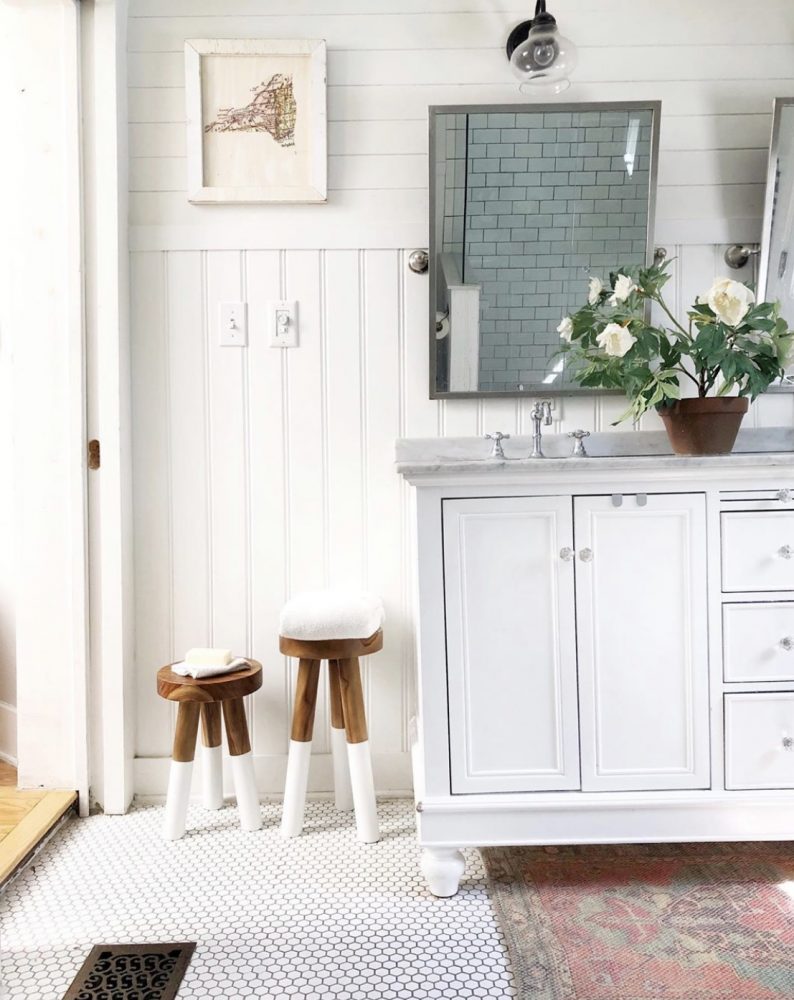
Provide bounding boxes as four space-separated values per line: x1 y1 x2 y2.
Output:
443 496 580 793
574 494 710 791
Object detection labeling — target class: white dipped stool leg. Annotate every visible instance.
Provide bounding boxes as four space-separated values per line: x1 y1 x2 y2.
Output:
331 728 354 812
200 703 224 810
222 698 262 832
347 740 379 843
338 658 380 844
328 662 353 812
163 702 200 841
164 761 193 841
281 659 321 838
230 750 261 831
281 739 313 837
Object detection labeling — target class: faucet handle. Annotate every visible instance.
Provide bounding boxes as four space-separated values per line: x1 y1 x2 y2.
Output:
568 429 590 457
485 432 510 458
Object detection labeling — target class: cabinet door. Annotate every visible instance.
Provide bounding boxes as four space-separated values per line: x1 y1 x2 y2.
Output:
443 496 580 793
574 494 710 791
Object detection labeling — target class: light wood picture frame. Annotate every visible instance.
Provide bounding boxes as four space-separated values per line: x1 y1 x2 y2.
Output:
185 38 327 204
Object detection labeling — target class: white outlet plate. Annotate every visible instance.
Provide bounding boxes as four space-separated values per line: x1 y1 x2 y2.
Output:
269 300 299 348
219 301 248 347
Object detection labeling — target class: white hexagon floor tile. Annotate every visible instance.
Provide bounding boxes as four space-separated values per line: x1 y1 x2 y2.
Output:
0 799 516 999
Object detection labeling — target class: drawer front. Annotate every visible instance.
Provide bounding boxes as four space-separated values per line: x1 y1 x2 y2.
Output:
723 602 794 682
725 693 794 789
721 512 794 592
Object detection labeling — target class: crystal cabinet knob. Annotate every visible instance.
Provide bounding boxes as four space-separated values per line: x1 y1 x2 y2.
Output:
579 547 594 563
778 489 792 503
559 547 574 561
780 545 794 560
781 637 794 651
783 736 794 751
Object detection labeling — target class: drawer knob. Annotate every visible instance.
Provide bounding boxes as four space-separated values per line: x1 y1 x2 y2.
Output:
559 547 574 561
779 489 793 503
779 545 794 559
781 637 794 651
783 736 794 751
579 548 594 563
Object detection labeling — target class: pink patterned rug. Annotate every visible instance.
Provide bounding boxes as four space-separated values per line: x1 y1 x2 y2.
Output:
482 842 794 1000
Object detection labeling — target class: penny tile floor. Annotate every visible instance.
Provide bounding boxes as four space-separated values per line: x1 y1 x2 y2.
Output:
0 799 516 998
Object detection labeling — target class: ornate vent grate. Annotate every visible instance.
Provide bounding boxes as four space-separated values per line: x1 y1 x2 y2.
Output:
62 942 196 1000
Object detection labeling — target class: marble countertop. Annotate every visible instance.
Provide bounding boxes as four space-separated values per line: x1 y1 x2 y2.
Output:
395 428 794 477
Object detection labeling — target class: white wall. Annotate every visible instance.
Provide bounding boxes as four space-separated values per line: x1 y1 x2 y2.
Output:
128 0 794 795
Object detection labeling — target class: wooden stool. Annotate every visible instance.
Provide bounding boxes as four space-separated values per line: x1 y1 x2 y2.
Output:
279 591 384 843
157 659 262 840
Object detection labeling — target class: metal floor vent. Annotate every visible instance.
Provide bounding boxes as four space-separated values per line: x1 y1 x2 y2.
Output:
62 942 196 1000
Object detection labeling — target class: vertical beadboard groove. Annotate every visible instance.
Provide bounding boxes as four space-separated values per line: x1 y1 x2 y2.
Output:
200 249 215 647
398 251 410 754
240 249 254 737
358 249 372 721
280 249 293 734
319 249 331 589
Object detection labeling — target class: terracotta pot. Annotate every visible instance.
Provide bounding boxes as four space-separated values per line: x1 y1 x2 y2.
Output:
658 396 749 456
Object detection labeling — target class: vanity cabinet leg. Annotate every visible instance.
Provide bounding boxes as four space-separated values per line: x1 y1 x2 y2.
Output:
421 847 466 897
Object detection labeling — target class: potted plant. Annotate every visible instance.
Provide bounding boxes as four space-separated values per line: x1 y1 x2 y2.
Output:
556 259 794 455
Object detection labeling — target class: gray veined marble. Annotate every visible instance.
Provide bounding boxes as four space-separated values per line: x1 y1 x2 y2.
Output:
395 427 794 477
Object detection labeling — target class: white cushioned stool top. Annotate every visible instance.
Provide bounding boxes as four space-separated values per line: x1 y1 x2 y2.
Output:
279 590 385 642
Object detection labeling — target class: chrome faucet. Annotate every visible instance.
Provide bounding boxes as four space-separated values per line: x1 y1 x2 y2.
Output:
485 431 510 459
530 400 553 458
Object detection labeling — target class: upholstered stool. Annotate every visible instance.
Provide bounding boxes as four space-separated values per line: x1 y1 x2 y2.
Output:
279 591 384 843
157 659 263 840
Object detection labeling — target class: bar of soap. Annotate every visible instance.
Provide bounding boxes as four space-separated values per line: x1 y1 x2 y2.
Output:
184 647 232 668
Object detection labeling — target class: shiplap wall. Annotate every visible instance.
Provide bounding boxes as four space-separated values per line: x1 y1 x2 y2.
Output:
128 0 794 794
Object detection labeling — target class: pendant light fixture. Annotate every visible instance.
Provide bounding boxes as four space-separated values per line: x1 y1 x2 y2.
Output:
506 0 578 95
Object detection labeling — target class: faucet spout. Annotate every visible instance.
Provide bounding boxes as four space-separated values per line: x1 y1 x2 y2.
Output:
530 400 553 458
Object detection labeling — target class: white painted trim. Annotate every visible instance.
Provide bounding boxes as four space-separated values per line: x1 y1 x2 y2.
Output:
185 38 327 204
64 0 91 818
81 0 135 815
0 700 17 766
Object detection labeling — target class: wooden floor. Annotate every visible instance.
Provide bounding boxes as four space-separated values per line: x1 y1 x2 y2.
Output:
0 762 76 885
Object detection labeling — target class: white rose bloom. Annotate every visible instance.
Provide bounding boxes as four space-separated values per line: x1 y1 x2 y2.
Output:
588 276 604 306
609 273 637 305
706 277 754 327
596 322 636 358
557 316 574 343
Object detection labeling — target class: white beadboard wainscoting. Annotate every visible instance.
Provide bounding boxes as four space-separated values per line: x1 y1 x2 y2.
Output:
130 245 794 796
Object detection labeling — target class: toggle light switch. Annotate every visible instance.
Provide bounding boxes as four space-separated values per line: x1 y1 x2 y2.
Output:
269 300 299 348
219 302 248 347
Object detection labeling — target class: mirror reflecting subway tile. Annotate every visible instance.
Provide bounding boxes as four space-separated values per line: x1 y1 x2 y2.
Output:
431 102 661 397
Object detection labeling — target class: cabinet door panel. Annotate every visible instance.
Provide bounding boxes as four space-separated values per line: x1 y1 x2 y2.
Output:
575 494 710 791
443 496 580 793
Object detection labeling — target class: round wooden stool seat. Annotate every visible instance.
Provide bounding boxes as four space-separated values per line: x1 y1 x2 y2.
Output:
157 660 262 703
278 631 383 660
156 657 263 840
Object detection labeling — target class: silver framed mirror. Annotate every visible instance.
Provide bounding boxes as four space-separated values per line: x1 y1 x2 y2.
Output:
759 99 794 391
429 101 661 398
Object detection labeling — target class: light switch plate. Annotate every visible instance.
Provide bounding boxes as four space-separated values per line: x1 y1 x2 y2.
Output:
269 300 299 348
219 301 248 347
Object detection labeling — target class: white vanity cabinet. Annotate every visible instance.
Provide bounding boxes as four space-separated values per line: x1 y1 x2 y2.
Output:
399 443 794 897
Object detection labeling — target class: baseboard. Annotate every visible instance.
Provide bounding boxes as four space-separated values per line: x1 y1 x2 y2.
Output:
0 700 17 765
133 751 413 801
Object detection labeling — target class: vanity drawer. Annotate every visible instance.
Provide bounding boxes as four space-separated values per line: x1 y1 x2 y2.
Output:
725 693 794 789
721 512 794 592
723 603 794 682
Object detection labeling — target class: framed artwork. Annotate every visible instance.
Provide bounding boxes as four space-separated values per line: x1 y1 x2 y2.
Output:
184 38 327 204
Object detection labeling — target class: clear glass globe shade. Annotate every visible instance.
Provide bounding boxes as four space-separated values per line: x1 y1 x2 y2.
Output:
509 24 578 87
